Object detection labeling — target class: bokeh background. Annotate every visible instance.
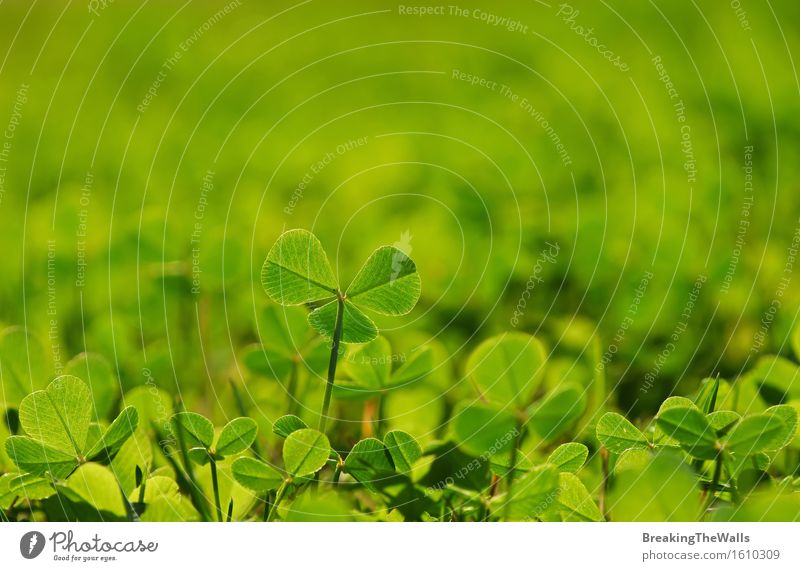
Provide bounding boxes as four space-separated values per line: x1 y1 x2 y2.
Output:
0 0 798 428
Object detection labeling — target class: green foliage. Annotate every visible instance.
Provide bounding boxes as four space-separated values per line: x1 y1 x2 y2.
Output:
272 415 307 438
596 412 649 454
282 429 330 477
5 376 137 480
465 332 546 409
656 406 718 460
262 229 421 344
231 458 283 492
547 443 589 473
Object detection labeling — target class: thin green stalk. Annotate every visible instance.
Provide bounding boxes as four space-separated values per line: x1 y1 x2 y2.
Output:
167 419 212 522
375 393 385 439
599 447 610 521
230 379 262 458
319 296 345 434
267 481 289 522
262 491 273 522
502 416 525 521
702 453 724 517
210 457 223 522
226 500 234 523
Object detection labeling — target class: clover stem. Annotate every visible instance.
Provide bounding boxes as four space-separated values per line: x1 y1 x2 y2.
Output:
502 416 525 521
267 481 289 522
599 447 610 521
319 296 345 435
702 453 724 517
210 456 224 522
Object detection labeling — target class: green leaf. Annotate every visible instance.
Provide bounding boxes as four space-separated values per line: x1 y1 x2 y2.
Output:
0 327 48 407
283 428 330 477
18 375 93 456
64 463 127 518
555 472 602 521
308 299 377 344
215 417 258 457
171 412 214 449
547 442 589 473
343 336 393 390
9 473 55 501
258 304 314 355
450 403 517 458
343 437 394 491
723 414 786 456
110 428 152 495
86 406 139 460
609 450 700 521
272 415 307 438
130 476 199 522
695 377 720 414
346 246 421 316
388 346 433 387
707 410 741 435
383 430 422 472
124 385 173 433
656 406 718 460
64 353 119 420
764 405 798 451
4 436 78 478
503 464 559 520
466 332 546 409
528 383 586 441
653 397 699 445
261 229 337 306
231 457 283 492
596 412 648 454
792 322 800 362
240 344 294 380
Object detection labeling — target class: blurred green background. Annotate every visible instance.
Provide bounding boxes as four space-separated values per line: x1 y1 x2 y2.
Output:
0 0 798 420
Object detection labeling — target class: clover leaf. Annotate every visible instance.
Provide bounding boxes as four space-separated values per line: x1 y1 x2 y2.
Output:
261 229 421 344
5 376 138 480
262 229 422 435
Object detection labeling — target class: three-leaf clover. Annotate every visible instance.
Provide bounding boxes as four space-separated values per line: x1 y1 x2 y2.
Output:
5 376 138 479
261 229 421 344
